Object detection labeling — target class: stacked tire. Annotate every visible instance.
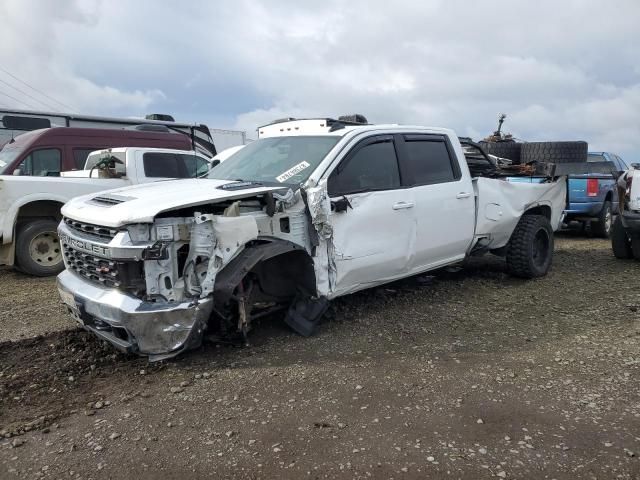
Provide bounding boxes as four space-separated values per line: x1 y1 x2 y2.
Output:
520 141 588 164
480 140 588 164
479 141 522 162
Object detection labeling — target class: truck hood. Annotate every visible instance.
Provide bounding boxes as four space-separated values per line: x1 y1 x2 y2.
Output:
61 178 290 227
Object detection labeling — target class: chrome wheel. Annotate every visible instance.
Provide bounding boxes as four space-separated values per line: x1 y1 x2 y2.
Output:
604 210 612 235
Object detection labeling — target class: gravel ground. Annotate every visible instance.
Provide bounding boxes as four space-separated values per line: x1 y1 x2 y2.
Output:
0 234 639 479
0 266 70 342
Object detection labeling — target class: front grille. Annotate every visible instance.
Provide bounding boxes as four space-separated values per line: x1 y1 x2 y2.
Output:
63 217 118 241
62 243 122 288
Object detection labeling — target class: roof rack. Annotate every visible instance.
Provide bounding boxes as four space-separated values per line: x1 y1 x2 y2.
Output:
259 114 369 130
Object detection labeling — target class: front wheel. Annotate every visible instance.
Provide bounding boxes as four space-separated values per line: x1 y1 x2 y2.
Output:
14 219 64 276
506 215 554 278
591 201 612 238
611 216 633 259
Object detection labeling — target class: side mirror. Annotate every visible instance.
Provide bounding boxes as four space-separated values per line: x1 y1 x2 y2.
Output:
12 169 21 176
210 159 221 168
331 196 352 213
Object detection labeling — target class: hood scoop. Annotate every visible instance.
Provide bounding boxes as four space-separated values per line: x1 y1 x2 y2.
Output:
90 194 136 207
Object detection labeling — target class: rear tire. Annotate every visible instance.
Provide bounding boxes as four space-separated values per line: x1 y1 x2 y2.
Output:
591 201 612 238
631 236 640 261
14 219 64 277
611 216 633 259
506 215 554 278
521 141 588 164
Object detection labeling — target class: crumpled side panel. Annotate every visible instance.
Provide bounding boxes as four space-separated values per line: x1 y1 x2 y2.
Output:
304 180 336 296
474 177 566 249
185 213 259 297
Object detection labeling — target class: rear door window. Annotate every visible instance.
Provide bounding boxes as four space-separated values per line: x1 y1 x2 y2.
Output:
143 152 209 178
18 148 62 176
328 137 401 196
401 135 459 186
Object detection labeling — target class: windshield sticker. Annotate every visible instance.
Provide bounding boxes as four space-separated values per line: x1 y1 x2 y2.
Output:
276 161 310 183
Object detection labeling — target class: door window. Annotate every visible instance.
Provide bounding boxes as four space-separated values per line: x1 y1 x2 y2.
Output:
402 137 457 186
328 139 400 196
143 152 209 178
182 154 210 177
72 148 103 170
615 155 628 170
18 148 61 176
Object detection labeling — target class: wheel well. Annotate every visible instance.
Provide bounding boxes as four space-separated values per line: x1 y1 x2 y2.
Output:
16 201 64 225
213 241 317 308
248 250 317 302
523 205 551 220
604 191 613 202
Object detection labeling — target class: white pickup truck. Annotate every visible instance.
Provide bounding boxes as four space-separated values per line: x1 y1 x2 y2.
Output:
611 164 640 259
57 118 573 360
0 147 212 276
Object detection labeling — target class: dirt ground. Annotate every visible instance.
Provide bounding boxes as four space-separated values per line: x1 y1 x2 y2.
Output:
1 233 639 479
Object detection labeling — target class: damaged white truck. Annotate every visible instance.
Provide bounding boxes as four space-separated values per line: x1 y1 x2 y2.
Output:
57 117 573 360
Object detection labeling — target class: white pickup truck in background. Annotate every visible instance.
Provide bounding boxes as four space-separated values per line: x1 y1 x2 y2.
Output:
56 117 578 360
611 164 640 259
0 147 214 276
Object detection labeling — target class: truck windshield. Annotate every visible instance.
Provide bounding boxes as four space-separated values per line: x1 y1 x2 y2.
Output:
208 136 340 185
0 143 23 174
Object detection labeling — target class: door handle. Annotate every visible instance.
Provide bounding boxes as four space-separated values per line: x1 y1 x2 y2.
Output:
456 192 471 199
392 202 415 210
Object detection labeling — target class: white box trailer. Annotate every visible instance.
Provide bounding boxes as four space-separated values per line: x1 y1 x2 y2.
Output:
0 108 247 155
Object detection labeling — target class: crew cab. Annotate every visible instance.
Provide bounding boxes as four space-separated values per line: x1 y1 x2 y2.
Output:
611 164 640 259
0 147 212 276
57 117 575 360
564 152 628 237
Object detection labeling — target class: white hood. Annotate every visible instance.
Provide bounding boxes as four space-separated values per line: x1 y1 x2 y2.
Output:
61 178 288 227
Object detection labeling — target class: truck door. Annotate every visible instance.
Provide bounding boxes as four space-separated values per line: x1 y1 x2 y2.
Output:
326 135 416 296
397 134 475 270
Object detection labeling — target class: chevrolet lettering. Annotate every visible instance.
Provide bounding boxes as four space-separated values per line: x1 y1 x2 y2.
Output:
59 234 110 258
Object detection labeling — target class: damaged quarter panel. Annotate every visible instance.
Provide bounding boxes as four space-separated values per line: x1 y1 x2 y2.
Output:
473 177 566 249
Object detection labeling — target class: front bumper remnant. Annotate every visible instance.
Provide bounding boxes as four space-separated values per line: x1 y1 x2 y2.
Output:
56 270 213 360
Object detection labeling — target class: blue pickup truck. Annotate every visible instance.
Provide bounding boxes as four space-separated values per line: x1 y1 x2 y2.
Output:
564 152 628 237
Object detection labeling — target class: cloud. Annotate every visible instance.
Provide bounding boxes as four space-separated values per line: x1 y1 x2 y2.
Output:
0 0 639 158
0 0 163 114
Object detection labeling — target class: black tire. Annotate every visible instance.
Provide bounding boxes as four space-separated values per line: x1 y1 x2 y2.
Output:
521 141 588 164
591 201 613 238
632 236 640 261
506 215 554 278
479 141 522 162
611 216 633 259
14 219 64 276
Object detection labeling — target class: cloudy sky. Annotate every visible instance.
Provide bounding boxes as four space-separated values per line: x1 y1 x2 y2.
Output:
1 0 639 158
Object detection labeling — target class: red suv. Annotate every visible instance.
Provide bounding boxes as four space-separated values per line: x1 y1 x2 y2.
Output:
0 127 194 176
